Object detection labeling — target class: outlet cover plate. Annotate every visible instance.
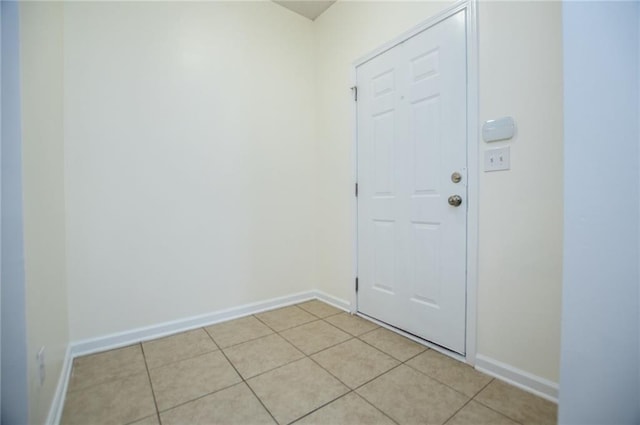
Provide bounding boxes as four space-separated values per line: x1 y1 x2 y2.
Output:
36 346 46 386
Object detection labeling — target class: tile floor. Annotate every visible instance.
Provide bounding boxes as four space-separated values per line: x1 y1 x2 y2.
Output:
61 300 557 425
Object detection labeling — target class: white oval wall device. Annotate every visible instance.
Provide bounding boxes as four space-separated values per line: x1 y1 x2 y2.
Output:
482 116 515 142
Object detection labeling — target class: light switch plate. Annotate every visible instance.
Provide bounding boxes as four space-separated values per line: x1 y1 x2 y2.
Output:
484 146 510 172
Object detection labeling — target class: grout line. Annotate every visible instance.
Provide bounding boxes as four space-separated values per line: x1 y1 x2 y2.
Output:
290 335 355 358
352 362 404 392
286 390 354 425
201 320 273 348
469 377 494 399
441 378 499 425
277 317 323 334
122 414 159 425
296 304 344 320
243 381 280 425
155 381 246 415
441 396 475 425
65 345 149 395
470 383 527 425
236 351 307 382
300 334 404 395
401 359 482 400
203 326 222 351
305 351 354 390
401 347 431 363
211 335 280 424
145 347 220 372
318 316 362 337
252 305 320 333
355 331 428 363
252 313 283 333
352 391 401 425
139 343 163 425
206 329 276 350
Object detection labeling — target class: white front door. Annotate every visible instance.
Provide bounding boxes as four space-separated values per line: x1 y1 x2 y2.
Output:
356 10 467 354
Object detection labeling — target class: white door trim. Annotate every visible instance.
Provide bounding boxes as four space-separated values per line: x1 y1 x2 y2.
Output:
350 0 478 366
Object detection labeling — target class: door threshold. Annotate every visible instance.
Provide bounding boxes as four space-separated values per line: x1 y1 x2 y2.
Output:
356 311 467 364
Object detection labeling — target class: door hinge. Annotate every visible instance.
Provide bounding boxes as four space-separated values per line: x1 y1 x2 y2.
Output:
355 183 358 197
351 86 358 102
355 277 359 293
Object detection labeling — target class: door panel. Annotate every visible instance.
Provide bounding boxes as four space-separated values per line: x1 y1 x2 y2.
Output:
357 10 467 354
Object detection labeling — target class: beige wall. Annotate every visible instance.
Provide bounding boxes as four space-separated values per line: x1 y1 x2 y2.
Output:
64 2 318 340
20 2 69 423
477 0 563 382
314 0 563 383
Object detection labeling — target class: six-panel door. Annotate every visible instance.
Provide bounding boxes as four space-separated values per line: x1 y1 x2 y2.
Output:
356 10 467 354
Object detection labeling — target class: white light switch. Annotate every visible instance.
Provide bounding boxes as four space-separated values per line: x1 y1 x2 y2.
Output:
484 146 510 172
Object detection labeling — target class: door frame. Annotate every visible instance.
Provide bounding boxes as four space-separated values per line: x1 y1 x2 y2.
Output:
350 0 479 366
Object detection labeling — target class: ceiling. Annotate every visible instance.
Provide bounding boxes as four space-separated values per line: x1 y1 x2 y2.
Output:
273 1 336 21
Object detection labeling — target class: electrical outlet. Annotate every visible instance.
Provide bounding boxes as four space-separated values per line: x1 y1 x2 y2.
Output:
484 146 511 172
36 346 46 386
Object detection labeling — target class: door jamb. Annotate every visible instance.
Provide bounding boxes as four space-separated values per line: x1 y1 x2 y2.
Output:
349 0 479 366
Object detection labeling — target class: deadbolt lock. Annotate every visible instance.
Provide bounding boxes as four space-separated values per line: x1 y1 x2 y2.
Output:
451 172 462 183
448 195 463 207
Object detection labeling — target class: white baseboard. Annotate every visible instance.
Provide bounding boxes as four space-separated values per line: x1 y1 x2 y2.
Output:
70 290 333 357
475 354 558 403
314 290 351 312
45 345 73 425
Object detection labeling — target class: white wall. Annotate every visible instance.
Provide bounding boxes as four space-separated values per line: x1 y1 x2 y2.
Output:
314 0 563 385
559 1 640 423
64 1 317 341
20 2 70 423
1 1 29 423
476 1 563 383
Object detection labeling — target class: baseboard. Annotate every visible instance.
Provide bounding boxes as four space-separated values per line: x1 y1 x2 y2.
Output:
475 354 559 403
314 290 351 312
45 345 73 425
72 290 333 357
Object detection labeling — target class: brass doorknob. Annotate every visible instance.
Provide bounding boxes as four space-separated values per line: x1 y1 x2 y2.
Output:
448 195 462 207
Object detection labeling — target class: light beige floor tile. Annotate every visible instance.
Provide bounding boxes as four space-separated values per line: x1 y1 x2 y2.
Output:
445 401 518 425
248 358 349 425
142 329 217 369
149 350 241 411
160 383 275 425
204 315 273 348
68 345 147 392
297 300 343 318
129 415 160 425
475 379 557 425
311 339 399 389
360 328 427 361
357 365 468 425
255 306 317 331
325 313 379 336
224 333 304 379
406 350 492 397
281 320 351 355
61 373 155 425
295 392 395 425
